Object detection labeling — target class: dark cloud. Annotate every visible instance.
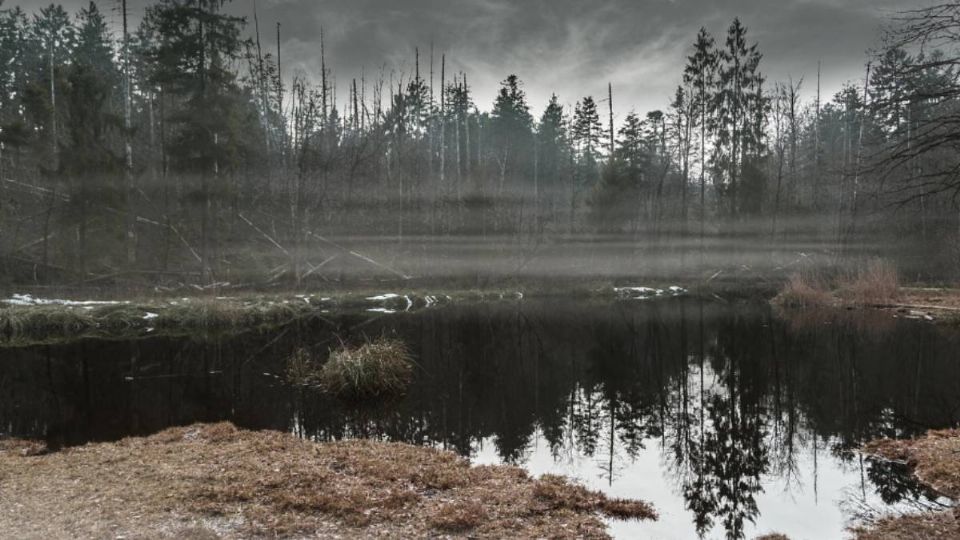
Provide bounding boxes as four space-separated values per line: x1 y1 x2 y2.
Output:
11 0 930 119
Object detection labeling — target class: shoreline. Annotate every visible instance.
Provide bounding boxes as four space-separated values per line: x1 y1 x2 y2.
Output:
854 430 960 539
0 280 704 347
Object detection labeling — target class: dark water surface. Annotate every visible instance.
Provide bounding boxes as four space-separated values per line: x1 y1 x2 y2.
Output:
2 298 958 539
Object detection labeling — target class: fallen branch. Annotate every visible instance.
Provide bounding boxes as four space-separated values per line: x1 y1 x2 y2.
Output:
305 230 412 280
238 213 290 256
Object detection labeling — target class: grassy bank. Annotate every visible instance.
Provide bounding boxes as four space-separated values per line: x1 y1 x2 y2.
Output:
854 430 960 539
0 422 656 539
0 279 703 347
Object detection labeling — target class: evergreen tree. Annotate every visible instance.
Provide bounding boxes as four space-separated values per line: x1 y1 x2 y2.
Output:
714 18 764 217
142 0 256 279
490 74 533 193
573 96 603 189
537 94 566 193
684 27 717 238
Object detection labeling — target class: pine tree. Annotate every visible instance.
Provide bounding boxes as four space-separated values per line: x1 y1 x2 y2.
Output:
714 18 764 217
142 0 255 280
573 96 603 188
683 27 716 238
490 74 533 195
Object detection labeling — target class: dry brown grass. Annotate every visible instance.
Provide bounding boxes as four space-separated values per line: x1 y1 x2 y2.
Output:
851 511 959 540
0 422 656 539
533 474 657 520
774 259 903 310
773 272 834 308
428 501 488 532
319 338 414 400
839 259 901 306
0 437 49 456
855 429 960 539
863 429 960 499
754 534 790 540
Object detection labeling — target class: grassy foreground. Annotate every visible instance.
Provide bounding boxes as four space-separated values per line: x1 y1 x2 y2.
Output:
0 422 656 539
854 430 960 539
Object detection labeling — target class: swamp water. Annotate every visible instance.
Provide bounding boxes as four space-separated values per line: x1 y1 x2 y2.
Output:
1 297 958 539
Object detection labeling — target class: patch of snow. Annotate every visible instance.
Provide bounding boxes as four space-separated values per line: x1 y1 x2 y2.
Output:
2 293 128 307
143 312 159 320
367 293 401 301
614 286 687 300
367 308 397 314
614 287 662 299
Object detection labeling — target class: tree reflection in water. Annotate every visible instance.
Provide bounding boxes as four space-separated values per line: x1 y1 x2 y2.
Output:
2 298 958 538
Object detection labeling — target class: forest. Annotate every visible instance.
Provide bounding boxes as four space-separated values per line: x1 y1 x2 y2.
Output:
0 0 959 287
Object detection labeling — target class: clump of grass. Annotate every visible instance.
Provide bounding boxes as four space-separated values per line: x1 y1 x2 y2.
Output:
773 272 834 308
319 337 414 400
839 258 900 306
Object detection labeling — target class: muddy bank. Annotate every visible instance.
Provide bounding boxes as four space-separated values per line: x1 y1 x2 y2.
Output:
0 422 655 539
854 430 960 539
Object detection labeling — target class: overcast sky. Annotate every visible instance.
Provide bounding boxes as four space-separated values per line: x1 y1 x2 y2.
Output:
12 0 933 119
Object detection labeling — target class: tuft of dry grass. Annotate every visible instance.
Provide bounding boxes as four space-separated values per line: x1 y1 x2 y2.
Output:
754 534 790 540
774 259 903 310
773 272 834 308
839 258 900 306
0 422 656 539
319 337 414 400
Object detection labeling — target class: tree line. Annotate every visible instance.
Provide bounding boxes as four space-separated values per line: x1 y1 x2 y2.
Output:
0 0 958 286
